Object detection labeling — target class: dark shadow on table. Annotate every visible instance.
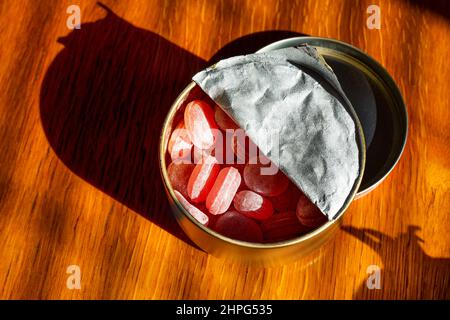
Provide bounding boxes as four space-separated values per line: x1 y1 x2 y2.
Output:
404 0 450 21
39 2 306 246
208 30 306 64
342 225 450 299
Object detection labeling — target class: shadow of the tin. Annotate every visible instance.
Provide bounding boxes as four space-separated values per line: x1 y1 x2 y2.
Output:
39 3 306 248
406 0 450 21
342 225 450 299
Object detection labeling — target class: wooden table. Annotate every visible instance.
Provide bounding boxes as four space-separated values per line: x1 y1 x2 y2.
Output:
0 0 449 299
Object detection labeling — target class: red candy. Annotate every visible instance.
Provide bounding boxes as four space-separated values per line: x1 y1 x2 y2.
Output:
167 162 195 198
214 105 239 131
261 211 309 242
243 163 289 197
232 129 258 163
270 183 301 212
296 194 328 228
204 129 235 165
167 120 193 163
232 130 271 165
184 100 218 150
192 144 213 164
206 167 241 215
233 190 274 220
213 211 263 242
187 155 220 203
174 190 209 226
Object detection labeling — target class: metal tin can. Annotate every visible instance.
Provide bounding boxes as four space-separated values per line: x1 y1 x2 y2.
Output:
159 37 407 265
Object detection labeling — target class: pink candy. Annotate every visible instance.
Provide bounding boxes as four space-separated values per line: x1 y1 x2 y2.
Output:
174 190 209 226
233 190 274 220
206 167 241 215
184 100 218 150
187 155 220 203
168 120 193 162
200 129 235 165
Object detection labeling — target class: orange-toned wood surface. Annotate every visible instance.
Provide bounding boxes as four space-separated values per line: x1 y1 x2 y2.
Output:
0 0 449 299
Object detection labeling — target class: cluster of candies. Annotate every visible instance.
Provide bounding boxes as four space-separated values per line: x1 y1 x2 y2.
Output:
167 97 327 243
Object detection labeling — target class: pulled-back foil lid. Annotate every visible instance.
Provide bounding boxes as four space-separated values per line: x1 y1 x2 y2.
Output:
193 45 364 220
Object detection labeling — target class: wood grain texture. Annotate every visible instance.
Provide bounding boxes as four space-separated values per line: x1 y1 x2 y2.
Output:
0 0 449 299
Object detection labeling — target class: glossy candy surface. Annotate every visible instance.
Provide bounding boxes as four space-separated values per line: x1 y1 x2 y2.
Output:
167 162 195 198
233 190 273 220
184 100 218 150
213 211 263 242
214 105 239 131
232 129 258 163
296 193 328 228
174 190 209 226
243 163 289 197
206 167 241 215
261 211 309 242
167 120 193 162
270 184 301 212
187 155 220 203
206 129 235 165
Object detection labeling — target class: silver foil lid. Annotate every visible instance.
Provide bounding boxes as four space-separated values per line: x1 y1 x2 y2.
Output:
193 45 361 219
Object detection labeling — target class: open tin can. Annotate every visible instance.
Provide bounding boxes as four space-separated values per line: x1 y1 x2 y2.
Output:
159 37 407 265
